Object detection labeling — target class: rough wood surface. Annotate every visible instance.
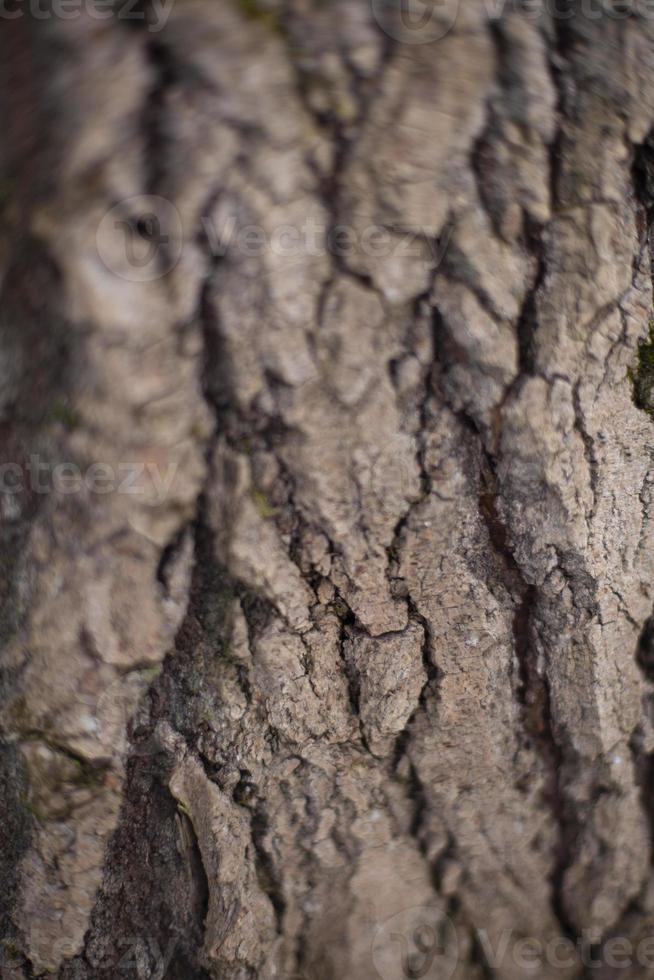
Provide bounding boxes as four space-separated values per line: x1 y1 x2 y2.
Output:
3 2 654 978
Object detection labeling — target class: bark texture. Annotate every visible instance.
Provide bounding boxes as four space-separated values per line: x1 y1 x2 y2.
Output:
3 2 654 978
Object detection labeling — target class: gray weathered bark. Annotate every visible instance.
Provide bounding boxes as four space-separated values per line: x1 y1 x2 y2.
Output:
3 1 654 977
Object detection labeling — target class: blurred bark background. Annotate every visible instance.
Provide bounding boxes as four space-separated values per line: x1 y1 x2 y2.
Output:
3 1 654 977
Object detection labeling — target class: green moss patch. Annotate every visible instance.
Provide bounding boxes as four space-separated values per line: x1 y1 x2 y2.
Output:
235 0 280 30
629 317 654 418
49 399 80 431
251 488 278 519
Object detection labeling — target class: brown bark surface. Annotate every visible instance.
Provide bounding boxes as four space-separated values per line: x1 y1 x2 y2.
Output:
3 2 654 978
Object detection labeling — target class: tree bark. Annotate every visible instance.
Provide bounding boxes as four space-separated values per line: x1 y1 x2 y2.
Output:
3 2 654 978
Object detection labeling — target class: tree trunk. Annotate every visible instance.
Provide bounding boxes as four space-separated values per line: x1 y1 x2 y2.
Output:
3 2 654 978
